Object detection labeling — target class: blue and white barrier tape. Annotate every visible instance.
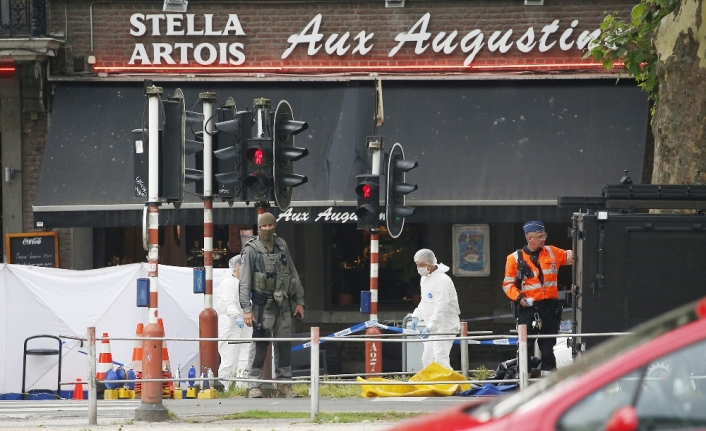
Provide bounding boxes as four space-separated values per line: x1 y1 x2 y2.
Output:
61 341 126 366
291 321 373 352
291 320 518 351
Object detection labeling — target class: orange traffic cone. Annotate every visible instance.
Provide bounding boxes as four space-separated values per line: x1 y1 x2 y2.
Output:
73 378 84 400
158 318 173 397
158 318 171 374
96 332 113 381
130 323 144 372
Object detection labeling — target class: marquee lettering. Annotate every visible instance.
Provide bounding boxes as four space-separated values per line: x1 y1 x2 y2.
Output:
125 12 601 67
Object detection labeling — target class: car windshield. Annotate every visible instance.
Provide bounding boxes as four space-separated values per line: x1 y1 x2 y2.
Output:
466 298 702 420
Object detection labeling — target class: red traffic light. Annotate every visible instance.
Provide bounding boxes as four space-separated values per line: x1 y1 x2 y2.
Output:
355 174 380 230
246 146 272 167
356 181 378 200
362 184 372 199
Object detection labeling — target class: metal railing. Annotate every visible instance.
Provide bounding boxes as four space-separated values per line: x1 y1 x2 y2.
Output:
57 324 631 424
0 0 46 37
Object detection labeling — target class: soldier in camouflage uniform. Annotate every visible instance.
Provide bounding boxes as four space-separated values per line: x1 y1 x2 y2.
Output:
240 212 305 398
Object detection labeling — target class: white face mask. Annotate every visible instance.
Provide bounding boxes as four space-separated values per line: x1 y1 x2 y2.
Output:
417 266 429 277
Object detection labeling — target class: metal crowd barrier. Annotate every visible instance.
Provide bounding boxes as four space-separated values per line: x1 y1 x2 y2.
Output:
60 324 631 424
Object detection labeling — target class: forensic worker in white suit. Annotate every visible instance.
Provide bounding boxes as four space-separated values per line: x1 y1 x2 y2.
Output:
410 248 461 370
216 255 253 390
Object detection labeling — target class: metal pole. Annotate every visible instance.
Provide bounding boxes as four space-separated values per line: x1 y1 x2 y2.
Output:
310 327 320 420
88 327 97 425
365 141 383 375
199 92 218 379
369 146 382 321
135 84 169 422
253 96 274 385
460 322 469 378
518 324 528 390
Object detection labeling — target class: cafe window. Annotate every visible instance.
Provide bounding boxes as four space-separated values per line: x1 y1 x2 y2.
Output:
93 224 253 269
330 223 423 308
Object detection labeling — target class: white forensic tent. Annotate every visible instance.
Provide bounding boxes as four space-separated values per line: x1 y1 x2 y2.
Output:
0 263 229 398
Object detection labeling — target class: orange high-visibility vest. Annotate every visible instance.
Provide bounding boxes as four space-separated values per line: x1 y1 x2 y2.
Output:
502 246 572 302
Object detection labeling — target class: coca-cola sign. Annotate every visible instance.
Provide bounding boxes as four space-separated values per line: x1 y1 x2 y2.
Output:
7 233 58 268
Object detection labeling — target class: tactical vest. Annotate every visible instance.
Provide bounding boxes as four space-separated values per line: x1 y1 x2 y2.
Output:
247 236 296 308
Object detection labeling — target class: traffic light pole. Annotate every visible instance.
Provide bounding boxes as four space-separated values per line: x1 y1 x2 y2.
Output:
135 85 169 422
365 139 383 375
253 97 275 385
199 92 218 381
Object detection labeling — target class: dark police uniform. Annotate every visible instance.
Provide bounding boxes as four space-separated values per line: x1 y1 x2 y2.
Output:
239 234 305 388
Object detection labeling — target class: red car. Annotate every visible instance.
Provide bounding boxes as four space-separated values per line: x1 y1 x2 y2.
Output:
389 298 706 431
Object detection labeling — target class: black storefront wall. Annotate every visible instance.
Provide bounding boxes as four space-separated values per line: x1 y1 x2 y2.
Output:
34 79 648 227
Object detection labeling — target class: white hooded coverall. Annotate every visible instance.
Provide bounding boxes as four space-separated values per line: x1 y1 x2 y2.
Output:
216 274 253 390
411 263 461 370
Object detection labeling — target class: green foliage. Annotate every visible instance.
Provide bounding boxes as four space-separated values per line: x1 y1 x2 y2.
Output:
219 410 420 423
295 378 364 398
587 0 679 113
471 365 494 380
220 384 248 398
313 411 421 423
220 410 310 420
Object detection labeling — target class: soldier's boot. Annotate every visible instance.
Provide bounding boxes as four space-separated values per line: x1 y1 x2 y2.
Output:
276 384 301 398
248 387 264 398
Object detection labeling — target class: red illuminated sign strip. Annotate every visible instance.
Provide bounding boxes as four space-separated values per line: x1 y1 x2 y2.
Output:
93 62 623 73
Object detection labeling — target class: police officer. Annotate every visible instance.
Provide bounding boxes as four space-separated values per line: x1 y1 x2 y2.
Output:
239 212 305 398
502 221 572 376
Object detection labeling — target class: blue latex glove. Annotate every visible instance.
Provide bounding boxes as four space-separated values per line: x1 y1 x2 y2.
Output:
411 317 419 331
235 316 245 329
420 327 430 339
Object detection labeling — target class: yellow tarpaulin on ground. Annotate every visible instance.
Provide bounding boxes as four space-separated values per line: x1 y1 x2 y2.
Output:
358 362 472 397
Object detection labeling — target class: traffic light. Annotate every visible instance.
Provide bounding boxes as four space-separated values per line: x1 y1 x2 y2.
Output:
213 106 252 202
195 97 254 202
244 137 274 201
355 174 380 230
273 100 309 211
386 142 417 238
161 88 203 203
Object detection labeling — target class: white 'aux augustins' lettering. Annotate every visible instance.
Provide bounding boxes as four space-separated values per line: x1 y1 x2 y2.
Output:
129 13 246 65
386 13 599 65
276 207 311 222
281 14 374 59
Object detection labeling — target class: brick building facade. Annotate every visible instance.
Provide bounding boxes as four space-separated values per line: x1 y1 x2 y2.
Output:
1 0 648 372
51 0 633 72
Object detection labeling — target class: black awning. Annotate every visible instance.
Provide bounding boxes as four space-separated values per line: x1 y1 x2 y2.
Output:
33 204 577 228
35 81 376 208
382 79 649 202
35 79 648 228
